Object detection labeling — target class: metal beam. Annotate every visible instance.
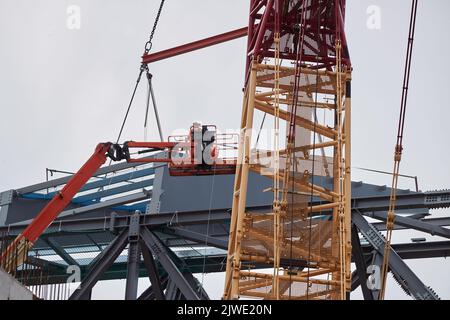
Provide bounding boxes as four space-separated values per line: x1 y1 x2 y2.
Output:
125 240 140 300
142 27 248 64
165 279 180 300
58 190 152 219
140 227 200 300
388 241 450 259
74 178 154 204
351 251 382 299
45 236 79 266
16 156 162 195
24 169 155 202
168 227 229 250
351 224 375 300
0 208 232 235
125 214 141 300
369 251 384 299
6 188 450 235
373 216 450 232
26 256 66 272
363 211 450 239
138 277 168 300
18 236 450 286
138 286 155 300
6 189 450 235
69 229 129 300
154 232 210 300
140 239 165 300
14 190 152 226
352 212 440 300
353 190 450 213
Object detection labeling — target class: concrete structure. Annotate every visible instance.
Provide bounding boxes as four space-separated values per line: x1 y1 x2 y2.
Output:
0 268 33 300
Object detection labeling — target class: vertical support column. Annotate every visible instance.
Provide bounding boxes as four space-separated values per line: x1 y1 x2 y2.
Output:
125 213 141 300
141 240 165 300
223 63 258 300
222 97 246 298
331 111 341 299
351 224 374 300
165 280 179 300
83 289 93 300
140 228 200 300
331 40 348 299
344 74 353 292
0 190 13 226
69 229 129 300
272 0 282 299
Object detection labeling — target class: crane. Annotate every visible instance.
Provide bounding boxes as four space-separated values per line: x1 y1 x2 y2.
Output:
143 0 353 301
1 0 422 301
379 0 419 299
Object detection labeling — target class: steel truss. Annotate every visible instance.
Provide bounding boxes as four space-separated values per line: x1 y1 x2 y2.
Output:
67 213 208 300
1 0 449 302
1 153 450 299
224 0 352 300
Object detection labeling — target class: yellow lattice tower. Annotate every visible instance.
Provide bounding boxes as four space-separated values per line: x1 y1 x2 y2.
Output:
223 0 352 301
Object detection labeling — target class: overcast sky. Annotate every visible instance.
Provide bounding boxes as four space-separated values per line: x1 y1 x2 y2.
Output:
1 0 449 300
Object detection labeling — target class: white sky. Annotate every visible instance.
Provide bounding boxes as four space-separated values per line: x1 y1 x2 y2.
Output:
1 0 450 300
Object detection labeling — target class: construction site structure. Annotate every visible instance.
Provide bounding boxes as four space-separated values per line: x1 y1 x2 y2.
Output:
0 0 448 301
0 124 236 274
223 0 352 300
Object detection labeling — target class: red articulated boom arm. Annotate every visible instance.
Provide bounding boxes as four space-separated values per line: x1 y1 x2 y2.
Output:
1 143 112 272
1 124 237 271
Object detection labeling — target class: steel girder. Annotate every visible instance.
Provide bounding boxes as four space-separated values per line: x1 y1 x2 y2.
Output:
140 228 203 300
142 27 248 64
2 157 450 300
15 157 159 195
67 216 209 300
14 235 450 292
69 229 129 300
125 214 141 300
44 236 80 267
351 189 450 213
373 216 450 232
4 189 450 300
138 277 168 300
141 240 165 300
363 211 450 239
352 212 440 300
168 227 229 250
4 189 450 237
351 224 376 300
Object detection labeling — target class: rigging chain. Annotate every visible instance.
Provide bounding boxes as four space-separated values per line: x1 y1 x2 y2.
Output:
115 0 166 145
379 0 418 300
144 0 166 54
101 0 166 181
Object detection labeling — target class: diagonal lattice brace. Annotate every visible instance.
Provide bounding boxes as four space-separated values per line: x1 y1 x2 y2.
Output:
140 239 165 300
69 229 128 300
351 224 376 300
140 227 201 300
352 212 440 300
138 276 168 300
